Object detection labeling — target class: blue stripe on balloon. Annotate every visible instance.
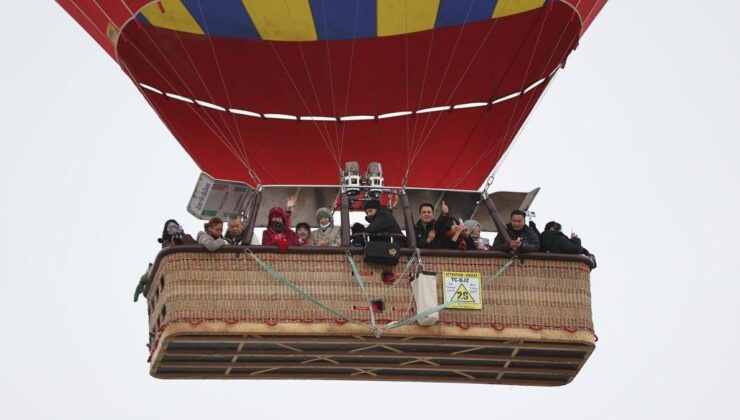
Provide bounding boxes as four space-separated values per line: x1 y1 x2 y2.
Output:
181 0 260 39
435 0 498 28
310 0 376 40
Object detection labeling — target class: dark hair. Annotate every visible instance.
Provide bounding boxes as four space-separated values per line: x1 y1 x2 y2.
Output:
351 222 365 234
418 202 434 213
159 219 179 243
510 210 527 218
443 216 460 231
544 221 562 232
296 222 310 232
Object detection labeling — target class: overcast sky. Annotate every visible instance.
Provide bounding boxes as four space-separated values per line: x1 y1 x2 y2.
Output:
2 1 739 419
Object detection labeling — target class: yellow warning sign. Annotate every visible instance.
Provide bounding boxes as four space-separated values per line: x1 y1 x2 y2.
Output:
443 271 482 310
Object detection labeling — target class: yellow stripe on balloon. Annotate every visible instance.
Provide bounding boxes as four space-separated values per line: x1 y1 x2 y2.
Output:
377 0 441 37
140 0 204 35
492 0 545 19
242 0 317 41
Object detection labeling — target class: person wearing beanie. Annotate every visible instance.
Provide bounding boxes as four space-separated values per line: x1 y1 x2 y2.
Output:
364 199 405 245
197 217 228 251
464 219 489 250
311 207 341 246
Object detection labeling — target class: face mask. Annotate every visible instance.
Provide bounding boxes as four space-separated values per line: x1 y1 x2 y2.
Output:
270 220 284 233
320 222 331 230
167 226 179 236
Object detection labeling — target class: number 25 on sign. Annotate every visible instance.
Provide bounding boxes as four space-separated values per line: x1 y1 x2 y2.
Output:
443 272 483 310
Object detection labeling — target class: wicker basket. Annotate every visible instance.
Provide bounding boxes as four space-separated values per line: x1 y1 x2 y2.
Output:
145 247 595 386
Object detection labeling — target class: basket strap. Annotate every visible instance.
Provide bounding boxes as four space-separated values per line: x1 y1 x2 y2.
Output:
382 256 518 332
374 250 419 301
246 250 359 325
346 251 378 334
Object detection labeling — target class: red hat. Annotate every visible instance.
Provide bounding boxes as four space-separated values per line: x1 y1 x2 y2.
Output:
268 207 287 221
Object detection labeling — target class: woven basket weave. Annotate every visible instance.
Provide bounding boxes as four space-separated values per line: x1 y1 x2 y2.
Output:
146 251 593 343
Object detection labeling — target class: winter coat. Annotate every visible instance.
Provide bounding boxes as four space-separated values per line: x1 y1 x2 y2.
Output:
261 207 301 250
262 229 301 247
365 208 406 245
196 231 228 252
539 231 582 254
160 234 195 249
491 224 540 253
414 213 449 249
439 230 476 250
225 230 248 246
311 225 341 246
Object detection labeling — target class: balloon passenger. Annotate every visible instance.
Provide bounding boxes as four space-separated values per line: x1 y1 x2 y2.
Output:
439 217 476 250
224 217 249 246
350 223 366 247
295 222 312 246
158 219 195 248
262 207 300 252
311 207 341 246
491 210 540 253
197 217 228 251
539 221 597 266
415 201 450 248
464 219 490 250
363 200 405 245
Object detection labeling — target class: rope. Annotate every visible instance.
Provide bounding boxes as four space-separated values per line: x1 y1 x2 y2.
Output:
194 0 259 185
245 250 359 326
346 251 378 335
347 249 418 337
374 250 419 301
381 256 518 333
464 4 573 183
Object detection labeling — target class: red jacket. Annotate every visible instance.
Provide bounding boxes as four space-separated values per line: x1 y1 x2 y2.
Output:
261 207 300 251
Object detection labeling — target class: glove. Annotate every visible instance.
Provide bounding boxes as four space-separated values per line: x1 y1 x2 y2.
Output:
276 236 290 253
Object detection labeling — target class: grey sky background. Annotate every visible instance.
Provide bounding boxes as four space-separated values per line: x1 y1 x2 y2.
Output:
1 1 739 419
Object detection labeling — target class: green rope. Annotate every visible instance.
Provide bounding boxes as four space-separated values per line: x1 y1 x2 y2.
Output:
346 251 377 333
246 250 358 324
382 256 518 332
346 251 367 292
375 251 418 301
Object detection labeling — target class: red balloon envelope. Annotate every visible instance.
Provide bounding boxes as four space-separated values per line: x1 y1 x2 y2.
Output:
57 0 606 190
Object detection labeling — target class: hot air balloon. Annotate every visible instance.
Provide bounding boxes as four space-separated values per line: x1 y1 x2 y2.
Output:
58 0 605 385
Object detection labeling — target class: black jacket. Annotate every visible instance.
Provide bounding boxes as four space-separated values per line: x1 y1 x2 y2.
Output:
491 224 540 253
365 208 405 245
438 232 476 250
225 231 248 246
540 231 582 254
414 213 449 249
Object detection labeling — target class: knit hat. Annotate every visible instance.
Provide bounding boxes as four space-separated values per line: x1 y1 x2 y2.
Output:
463 219 480 232
315 207 333 223
364 199 380 210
